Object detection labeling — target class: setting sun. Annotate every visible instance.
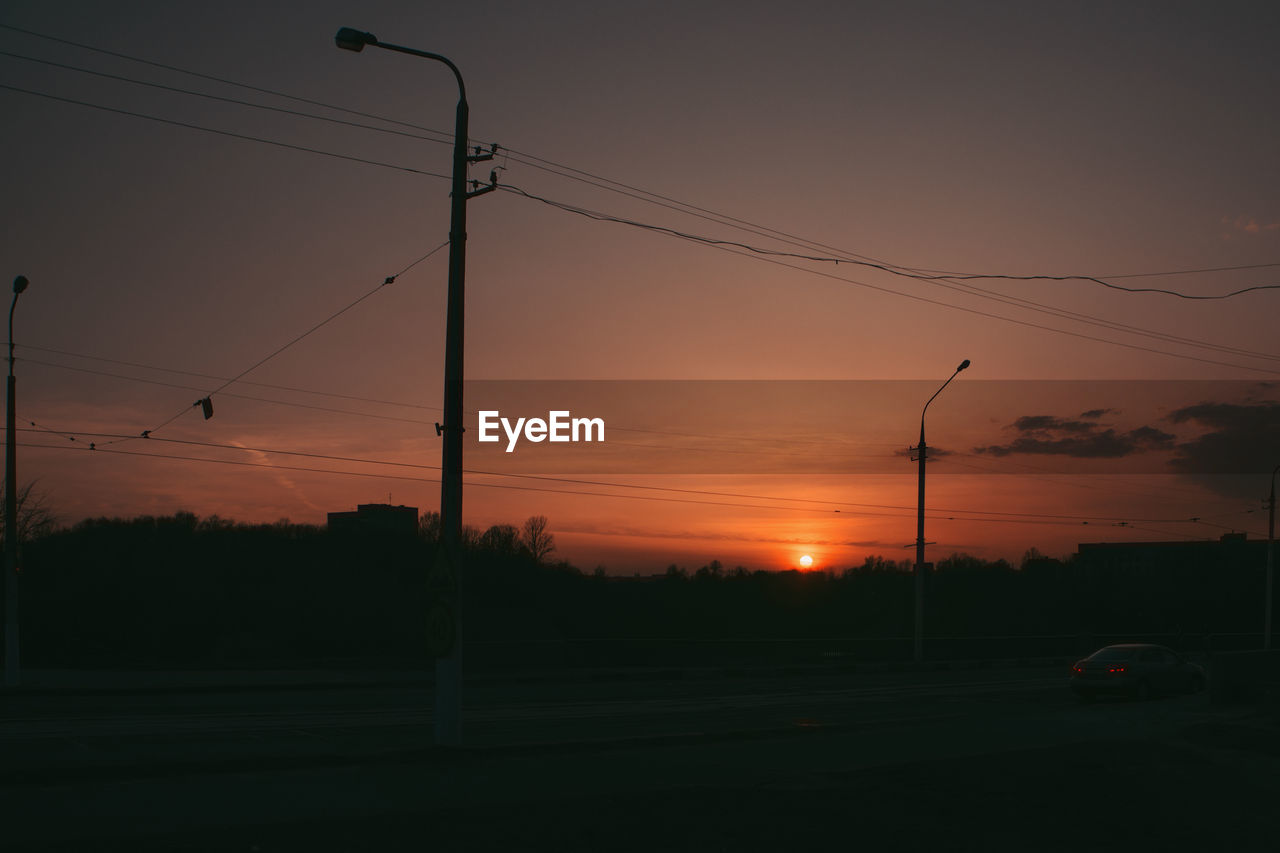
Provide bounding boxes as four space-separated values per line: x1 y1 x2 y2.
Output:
799 555 813 568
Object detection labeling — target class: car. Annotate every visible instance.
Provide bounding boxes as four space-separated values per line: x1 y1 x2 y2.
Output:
1069 643 1205 702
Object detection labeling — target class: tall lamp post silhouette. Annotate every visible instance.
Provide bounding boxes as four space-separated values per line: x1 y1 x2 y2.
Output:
5 275 29 687
335 28 493 747
910 358 970 663
1266 463 1278 650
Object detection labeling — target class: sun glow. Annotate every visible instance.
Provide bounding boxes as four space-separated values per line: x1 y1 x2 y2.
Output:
799 554 814 568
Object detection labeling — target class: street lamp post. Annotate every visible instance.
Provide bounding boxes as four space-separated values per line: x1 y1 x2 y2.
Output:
5 275 29 687
911 359 970 663
1266 464 1278 651
336 29 492 746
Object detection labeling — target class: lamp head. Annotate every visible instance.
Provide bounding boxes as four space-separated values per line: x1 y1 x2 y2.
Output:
957 359 971 372
13 276 28 295
335 27 377 51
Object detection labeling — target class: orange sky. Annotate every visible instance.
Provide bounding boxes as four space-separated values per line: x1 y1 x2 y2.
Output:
3 2 1278 572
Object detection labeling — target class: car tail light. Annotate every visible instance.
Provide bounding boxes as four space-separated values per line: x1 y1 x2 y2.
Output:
1107 665 1126 674
1071 663 1083 675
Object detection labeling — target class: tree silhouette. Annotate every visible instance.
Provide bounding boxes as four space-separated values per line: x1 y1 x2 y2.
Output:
522 515 555 563
418 511 441 543
0 481 58 549
480 524 521 555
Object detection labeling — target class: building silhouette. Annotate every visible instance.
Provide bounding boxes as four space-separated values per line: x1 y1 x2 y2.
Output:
1075 532 1265 579
327 503 418 536
1072 533 1269 642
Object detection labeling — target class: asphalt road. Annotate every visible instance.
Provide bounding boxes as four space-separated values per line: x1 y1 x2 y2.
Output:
2 665 1275 851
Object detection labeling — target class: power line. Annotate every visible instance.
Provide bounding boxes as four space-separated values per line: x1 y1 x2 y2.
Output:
500 185 1280 365
0 24 457 144
19 356 853 455
0 48 459 149
499 155 1280 361
6 76 1274 367
208 241 448 400
26 350 1268 491
18 440 929 520
708 243 1280 374
16 355 869 452
495 149 1280 301
1105 263 1280 280
8 33 1278 320
0 83 451 180
915 272 1279 301
6 52 1277 373
7 23 1277 298
20 356 901 463
497 186 1280 301
116 241 449 443
21 359 436 425
499 163 1280 302
15 346 915 452
19 427 1251 529
909 273 1278 362
499 186 1280 375
1190 518 1269 538
495 148 1280 284
13 342 436 411
5 438 1136 528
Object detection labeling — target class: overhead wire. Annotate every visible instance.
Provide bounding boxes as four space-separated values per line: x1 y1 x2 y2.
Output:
20 356 895 459
499 185 1280 366
495 155 1280 363
4 72 1275 367
494 148 1280 283
22 438 1243 530
5 23 1278 302
497 186 1280 375
33 345 1273 501
0 24 456 145
0 83 452 181
496 155 1280 363
0 48 459 149
496 186 1280 302
21 357 1268 509
16 440 932 520
15 345 922 451
83 239 446 445
18 426 1258 529
13 342 436 410
20 359 436 425
6 31 1279 335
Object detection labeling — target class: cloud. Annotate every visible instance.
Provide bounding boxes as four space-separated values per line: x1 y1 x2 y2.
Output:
228 440 325 514
1223 215 1280 236
972 413 1175 459
1011 415 1099 434
1079 408 1115 419
893 446 956 459
1167 401 1280 475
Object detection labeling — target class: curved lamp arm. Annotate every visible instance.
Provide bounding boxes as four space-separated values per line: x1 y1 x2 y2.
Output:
919 359 970 441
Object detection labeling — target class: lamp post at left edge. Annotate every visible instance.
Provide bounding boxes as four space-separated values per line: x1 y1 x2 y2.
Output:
5 274 30 687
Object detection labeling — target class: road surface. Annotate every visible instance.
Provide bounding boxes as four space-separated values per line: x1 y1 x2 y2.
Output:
2 664 1275 851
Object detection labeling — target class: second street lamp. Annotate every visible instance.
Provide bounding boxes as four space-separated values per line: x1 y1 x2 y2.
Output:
335 28 493 747
911 358 970 663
